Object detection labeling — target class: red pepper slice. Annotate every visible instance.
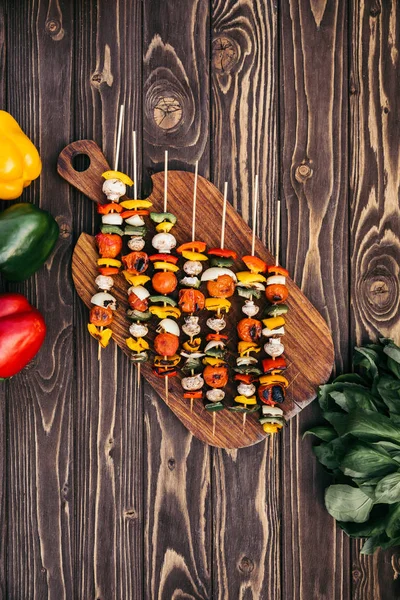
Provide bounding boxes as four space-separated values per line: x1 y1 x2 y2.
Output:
267 265 289 277
153 368 178 378
97 202 123 214
149 254 179 264
177 241 207 253
208 248 237 259
242 255 267 273
262 357 287 373
234 374 258 384
120 209 150 218
98 267 119 276
183 391 203 399
206 333 228 341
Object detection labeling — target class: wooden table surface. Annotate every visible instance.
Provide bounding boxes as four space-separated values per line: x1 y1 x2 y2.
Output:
0 1 399 598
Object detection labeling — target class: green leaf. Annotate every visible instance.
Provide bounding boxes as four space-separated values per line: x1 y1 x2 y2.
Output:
387 357 400 380
303 426 337 442
313 438 350 471
330 389 378 413
360 535 386 555
343 410 400 445
384 341 400 365
323 411 349 435
325 484 373 523
375 473 400 504
318 382 372 413
377 376 400 415
338 505 388 538
386 503 400 538
354 347 379 380
341 442 399 478
334 373 368 385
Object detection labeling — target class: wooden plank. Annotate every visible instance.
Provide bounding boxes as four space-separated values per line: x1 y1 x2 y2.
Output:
350 2 400 598
72 1 144 598
142 1 212 597
210 0 282 596
5 0 74 598
279 2 351 599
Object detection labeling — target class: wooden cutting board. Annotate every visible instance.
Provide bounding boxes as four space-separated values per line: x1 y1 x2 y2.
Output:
58 140 334 448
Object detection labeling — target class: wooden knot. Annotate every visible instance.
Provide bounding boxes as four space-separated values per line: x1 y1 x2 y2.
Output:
168 458 176 471
57 220 72 239
144 69 189 136
352 569 361 582
212 36 239 73
238 556 254 574
349 84 358 95
295 164 313 183
91 73 104 88
153 96 183 130
370 2 381 17
364 268 397 315
123 508 137 520
45 19 64 40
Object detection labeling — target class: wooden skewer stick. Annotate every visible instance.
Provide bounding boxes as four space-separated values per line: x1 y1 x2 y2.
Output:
165 375 169 405
251 174 259 256
220 182 228 249
242 411 247 432
98 104 125 359
212 411 216 437
192 160 198 242
275 200 281 266
132 130 138 201
164 150 168 213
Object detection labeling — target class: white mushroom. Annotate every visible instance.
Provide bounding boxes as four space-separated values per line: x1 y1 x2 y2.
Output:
152 232 176 253
157 318 180 336
129 323 148 338
91 292 117 310
264 338 285 357
128 236 146 251
102 213 123 225
242 300 259 317
95 275 114 291
181 374 204 391
206 389 225 402
237 382 256 397
182 316 201 337
206 317 226 332
183 260 203 276
102 178 126 201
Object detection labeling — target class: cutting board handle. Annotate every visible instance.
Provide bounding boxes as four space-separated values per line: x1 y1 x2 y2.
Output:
57 140 110 204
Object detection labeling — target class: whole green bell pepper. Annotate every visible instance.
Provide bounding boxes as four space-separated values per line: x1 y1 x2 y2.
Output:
0 202 59 281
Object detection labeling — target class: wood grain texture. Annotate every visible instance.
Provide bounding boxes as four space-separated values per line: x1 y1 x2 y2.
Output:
72 1 144 598
280 1 351 599
4 1 75 599
350 2 400 598
210 1 282 596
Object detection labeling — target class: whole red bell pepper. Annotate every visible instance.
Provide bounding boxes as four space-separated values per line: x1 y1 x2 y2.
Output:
0 293 46 378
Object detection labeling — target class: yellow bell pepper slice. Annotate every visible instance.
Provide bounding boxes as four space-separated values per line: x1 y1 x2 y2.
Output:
262 316 286 330
181 250 208 261
153 261 179 272
263 423 283 434
234 395 257 405
149 306 181 319
97 258 122 268
202 357 225 366
259 374 289 387
120 199 152 209
154 354 181 367
126 337 149 352
87 324 113 348
102 170 134 186
183 338 201 353
122 272 150 286
236 271 267 284
0 110 42 200
156 221 175 233
238 341 261 356
205 298 231 312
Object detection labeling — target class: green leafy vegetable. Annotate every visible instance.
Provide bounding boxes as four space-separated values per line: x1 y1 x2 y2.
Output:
305 338 400 555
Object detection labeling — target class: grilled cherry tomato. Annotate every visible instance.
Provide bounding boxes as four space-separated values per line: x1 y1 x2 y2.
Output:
128 292 149 312
208 248 237 259
177 241 207 253
122 252 149 275
203 364 229 388
89 305 113 326
237 318 262 342
206 274 235 298
97 202 123 214
152 271 177 294
178 289 205 313
154 333 179 357
98 267 119 276
149 253 179 264
242 255 267 273
95 233 123 258
265 284 288 304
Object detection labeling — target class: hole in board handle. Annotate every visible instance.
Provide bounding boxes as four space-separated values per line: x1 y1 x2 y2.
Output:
72 153 91 172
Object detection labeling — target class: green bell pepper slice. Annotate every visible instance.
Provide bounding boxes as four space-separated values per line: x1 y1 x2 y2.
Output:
0 202 59 282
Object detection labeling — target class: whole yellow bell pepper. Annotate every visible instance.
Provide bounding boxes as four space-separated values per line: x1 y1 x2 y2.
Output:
0 110 42 200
